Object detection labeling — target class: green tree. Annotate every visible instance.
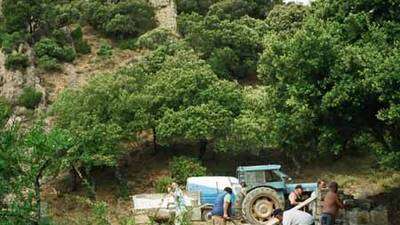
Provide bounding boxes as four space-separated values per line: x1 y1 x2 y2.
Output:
144 50 243 158
52 72 147 195
266 3 309 37
256 0 400 170
178 13 266 79
81 0 155 39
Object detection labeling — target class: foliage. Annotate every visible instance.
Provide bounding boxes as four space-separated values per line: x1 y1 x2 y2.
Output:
178 13 265 79
117 38 137 50
51 29 71 46
52 73 145 169
176 0 220 15
169 156 206 184
143 49 243 151
37 56 62 72
255 0 400 169
0 123 74 224
75 40 91 55
71 26 83 42
0 97 11 126
155 176 174 193
5 52 30 71
207 0 257 20
266 4 309 37
81 0 155 39
18 87 43 109
34 38 76 63
97 42 113 57
0 32 26 54
136 28 178 50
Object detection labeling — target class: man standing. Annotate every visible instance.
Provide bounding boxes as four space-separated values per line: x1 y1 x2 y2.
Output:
211 187 235 225
311 180 327 215
320 181 344 225
169 182 186 225
272 208 314 225
288 185 304 209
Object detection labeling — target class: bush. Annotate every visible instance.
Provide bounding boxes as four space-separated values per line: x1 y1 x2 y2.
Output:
60 46 76 62
97 42 113 57
5 52 29 70
52 29 70 45
71 26 83 41
176 0 219 15
83 0 155 39
37 56 62 72
34 38 76 62
0 97 11 125
75 40 91 54
34 38 63 59
117 38 137 50
18 87 43 109
169 156 206 184
208 0 256 20
155 176 174 193
136 28 178 50
1 32 26 54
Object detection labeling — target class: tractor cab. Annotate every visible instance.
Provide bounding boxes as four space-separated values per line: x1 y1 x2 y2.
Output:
237 164 291 192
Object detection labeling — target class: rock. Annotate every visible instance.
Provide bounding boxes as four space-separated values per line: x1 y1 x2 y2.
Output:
369 207 389 225
346 209 370 225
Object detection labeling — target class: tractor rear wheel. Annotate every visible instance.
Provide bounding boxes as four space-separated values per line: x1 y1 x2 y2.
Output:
242 187 284 224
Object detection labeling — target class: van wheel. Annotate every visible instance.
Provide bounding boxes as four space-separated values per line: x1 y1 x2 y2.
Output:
201 208 212 222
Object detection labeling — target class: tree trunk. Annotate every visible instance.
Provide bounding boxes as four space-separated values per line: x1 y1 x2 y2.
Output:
78 166 96 200
115 166 128 198
198 139 208 160
152 127 158 155
290 155 301 176
35 159 51 224
69 168 79 192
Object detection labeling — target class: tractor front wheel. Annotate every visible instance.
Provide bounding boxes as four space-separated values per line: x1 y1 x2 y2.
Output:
242 187 284 224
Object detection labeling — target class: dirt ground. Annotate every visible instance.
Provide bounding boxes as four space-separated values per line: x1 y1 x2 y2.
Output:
44 146 400 225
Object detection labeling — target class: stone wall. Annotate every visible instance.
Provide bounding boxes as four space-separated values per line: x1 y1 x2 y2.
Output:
315 189 390 225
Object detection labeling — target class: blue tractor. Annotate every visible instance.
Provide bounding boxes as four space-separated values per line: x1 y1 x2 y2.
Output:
187 164 317 224
237 165 317 224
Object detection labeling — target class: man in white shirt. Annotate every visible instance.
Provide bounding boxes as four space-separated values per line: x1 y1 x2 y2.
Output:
272 208 314 225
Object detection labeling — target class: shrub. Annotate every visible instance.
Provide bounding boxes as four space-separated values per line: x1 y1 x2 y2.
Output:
37 56 62 72
5 52 29 70
1 32 26 54
155 176 174 193
34 38 76 62
52 29 70 45
83 0 155 39
169 156 206 184
208 0 257 20
60 46 77 62
176 0 219 15
75 40 91 54
18 87 43 109
0 97 11 125
71 26 83 41
117 38 137 50
97 42 113 57
136 28 178 50
34 38 63 59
